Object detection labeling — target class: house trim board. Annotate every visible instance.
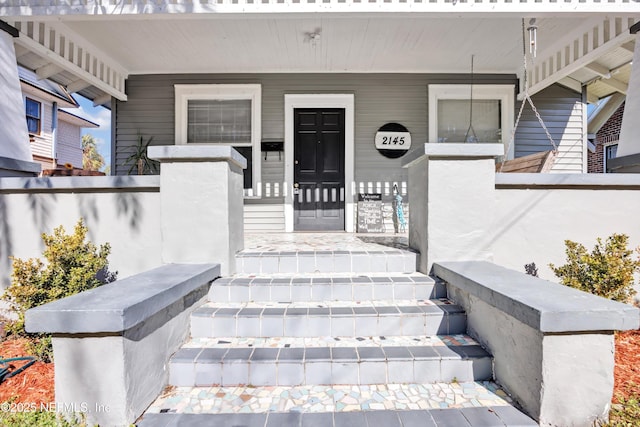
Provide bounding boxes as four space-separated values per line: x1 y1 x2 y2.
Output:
284 93 355 233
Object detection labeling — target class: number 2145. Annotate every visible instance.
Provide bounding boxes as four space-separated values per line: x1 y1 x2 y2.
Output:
381 136 405 145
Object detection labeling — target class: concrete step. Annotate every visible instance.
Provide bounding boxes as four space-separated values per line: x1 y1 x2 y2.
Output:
138 407 538 427
191 299 465 338
209 274 444 303
235 249 417 274
168 335 491 387
139 383 537 426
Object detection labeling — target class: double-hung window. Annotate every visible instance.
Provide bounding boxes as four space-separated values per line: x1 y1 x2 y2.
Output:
25 98 41 135
175 84 261 192
428 84 515 159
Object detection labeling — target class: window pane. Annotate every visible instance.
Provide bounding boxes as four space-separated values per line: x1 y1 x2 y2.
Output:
187 99 252 144
26 117 39 133
606 144 618 159
25 99 40 118
437 100 501 143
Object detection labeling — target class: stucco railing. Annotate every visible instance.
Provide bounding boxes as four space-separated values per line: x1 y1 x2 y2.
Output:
434 261 639 427
25 263 220 427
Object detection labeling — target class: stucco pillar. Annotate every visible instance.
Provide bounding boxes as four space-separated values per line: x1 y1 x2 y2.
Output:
0 21 40 177
402 143 503 274
149 145 246 276
610 23 640 172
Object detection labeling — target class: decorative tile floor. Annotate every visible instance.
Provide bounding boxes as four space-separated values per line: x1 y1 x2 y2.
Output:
146 382 513 415
244 233 410 253
184 334 480 349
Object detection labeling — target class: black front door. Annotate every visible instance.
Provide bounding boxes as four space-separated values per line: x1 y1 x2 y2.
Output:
294 108 345 231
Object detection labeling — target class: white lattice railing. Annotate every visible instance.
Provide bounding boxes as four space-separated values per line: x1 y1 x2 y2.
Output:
7 20 128 101
525 16 637 97
3 0 640 17
244 181 408 198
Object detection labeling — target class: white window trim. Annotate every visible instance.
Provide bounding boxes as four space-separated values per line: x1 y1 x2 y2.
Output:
428 84 515 160
174 84 261 191
284 94 355 233
603 141 619 174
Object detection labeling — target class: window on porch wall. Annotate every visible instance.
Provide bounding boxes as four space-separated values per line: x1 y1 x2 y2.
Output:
175 84 261 192
428 84 515 160
437 100 501 143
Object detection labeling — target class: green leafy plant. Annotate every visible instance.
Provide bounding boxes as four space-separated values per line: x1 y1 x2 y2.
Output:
3 219 116 361
549 234 639 303
604 387 640 426
125 134 158 175
0 410 89 427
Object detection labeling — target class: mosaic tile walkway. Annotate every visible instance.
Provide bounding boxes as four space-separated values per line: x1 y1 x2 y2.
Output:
244 233 410 252
146 382 513 415
184 334 480 349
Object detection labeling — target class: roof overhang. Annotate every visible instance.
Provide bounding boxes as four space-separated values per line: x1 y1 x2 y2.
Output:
58 109 100 128
3 4 640 106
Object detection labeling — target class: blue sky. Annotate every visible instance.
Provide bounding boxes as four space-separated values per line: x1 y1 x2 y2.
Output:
72 95 112 172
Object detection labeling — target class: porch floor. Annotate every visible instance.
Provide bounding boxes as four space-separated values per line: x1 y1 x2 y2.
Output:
144 381 515 416
244 232 410 253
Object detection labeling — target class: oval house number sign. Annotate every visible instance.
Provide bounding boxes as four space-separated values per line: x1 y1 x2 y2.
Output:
375 123 412 159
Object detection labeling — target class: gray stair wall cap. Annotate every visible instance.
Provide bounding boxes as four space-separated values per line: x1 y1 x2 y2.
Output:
433 261 640 333
148 145 247 169
25 263 220 334
402 143 504 168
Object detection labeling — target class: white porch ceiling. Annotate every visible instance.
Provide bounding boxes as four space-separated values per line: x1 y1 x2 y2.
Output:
8 14 640 105
64 16 533 75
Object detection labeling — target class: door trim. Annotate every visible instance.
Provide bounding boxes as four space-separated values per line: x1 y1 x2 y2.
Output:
284 94 355 232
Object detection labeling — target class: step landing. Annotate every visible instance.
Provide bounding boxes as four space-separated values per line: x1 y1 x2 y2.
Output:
138 382 537 426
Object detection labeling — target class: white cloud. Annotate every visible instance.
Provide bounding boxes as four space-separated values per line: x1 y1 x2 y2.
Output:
62 105 111 129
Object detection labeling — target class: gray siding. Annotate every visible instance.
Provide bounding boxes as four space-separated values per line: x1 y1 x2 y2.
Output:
116 73 519 187
514 84 585 173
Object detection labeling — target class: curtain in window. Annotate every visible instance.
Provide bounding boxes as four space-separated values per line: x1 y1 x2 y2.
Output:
187 99 251 144
437 100 501 143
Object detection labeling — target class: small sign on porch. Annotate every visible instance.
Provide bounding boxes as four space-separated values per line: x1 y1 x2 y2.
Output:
375 123 412 159
357 193 384 233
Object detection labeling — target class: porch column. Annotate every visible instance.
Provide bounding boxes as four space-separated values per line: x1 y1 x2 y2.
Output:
149 145 246 276
610 22 640 172
0 20 40 177
402 143 503 274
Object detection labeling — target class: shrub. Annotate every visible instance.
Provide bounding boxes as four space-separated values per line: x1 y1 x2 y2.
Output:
3 219 115 361
549 234 639 303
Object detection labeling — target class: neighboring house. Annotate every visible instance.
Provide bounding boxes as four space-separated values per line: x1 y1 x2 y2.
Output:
19 66 98 171
588 101 624 173
1 5 639 229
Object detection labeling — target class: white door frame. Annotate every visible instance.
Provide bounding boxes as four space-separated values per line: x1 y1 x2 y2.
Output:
284 94 355 232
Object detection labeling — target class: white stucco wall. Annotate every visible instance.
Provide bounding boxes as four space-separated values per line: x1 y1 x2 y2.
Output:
0 177 162 291
0 31 32 163
491 177 640 286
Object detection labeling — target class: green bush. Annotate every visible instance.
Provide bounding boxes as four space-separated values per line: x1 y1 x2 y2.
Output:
3 219 115 361
0 410 88 427
605 387 640 426
549 234 639 303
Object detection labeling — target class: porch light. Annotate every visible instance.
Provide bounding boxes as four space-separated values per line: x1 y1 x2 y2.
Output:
527 18 538 58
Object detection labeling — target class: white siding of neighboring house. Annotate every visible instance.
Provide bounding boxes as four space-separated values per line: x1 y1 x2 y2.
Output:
57 119 83 168
25 96 54 164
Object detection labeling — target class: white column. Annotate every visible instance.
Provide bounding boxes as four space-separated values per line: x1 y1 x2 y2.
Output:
402 143 503 274
0 25 35 166
149 145 246 276
617 29 640 158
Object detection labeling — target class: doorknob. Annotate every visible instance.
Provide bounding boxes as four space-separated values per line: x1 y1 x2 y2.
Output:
294 160 299 165
294 183 299 188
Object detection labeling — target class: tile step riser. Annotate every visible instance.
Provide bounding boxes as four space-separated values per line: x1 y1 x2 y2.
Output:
191 313 466 338
208 283 446 303
236 253 417 275
169 357 492 387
